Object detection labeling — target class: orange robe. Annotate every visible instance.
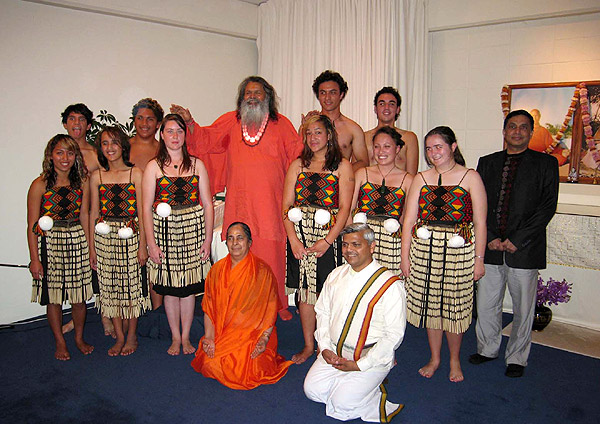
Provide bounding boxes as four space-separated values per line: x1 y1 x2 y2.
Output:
191 252 293 390
529 126 567 166
187 112 303 310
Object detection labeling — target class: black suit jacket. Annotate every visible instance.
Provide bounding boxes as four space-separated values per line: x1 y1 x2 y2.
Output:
476 149 559 269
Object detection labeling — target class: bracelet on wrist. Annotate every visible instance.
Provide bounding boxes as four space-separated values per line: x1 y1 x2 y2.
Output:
475 255 484 260
323 238 332 246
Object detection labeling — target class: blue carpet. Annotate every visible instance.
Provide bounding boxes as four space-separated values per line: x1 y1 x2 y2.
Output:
0 305 598 424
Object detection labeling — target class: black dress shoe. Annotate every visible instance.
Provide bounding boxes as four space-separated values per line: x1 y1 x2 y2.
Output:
505 364 525 378
468 353 497 365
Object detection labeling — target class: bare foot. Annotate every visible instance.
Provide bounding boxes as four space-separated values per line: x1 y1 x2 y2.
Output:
292 346 314 364
168 341 181 356
449 360 464 382
102 316 116 339
418 360 439 378
61 320 74 334
121 340 138 356
279 309 293 321
182 339 196 355
108 340 125 357
55 341 70 361
75 340 94 355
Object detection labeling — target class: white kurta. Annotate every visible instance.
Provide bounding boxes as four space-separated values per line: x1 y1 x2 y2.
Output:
304 260 407 422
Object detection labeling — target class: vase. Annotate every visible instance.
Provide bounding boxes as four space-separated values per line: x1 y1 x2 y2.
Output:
532 305 552 331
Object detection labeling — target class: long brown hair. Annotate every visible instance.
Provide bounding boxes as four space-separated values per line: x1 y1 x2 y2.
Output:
156 114 193 173
95 126 134 171
41 134 88 190
299 114 342 171
424 126 466 167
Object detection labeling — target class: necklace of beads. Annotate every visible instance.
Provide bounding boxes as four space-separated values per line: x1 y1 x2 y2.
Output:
242 115 269 147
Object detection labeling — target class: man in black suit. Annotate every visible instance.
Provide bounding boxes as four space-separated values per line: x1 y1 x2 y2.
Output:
469 109 559 378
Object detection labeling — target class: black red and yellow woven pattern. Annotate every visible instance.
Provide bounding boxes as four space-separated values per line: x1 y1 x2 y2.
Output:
294 172 339 208
99 183 137 218
356 182 405 218
153 175 199 207
418 185 473 223
39 186 82 220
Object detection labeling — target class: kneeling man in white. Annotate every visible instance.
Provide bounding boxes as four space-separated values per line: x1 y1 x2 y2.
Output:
304 223 406 422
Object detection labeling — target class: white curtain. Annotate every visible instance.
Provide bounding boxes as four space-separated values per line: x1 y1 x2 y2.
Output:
257 0 428 141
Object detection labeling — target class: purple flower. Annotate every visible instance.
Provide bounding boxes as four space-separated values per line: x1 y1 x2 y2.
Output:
536 276 572 307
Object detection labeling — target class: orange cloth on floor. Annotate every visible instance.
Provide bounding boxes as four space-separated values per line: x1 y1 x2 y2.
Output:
191 252 293 390
186 111 303 310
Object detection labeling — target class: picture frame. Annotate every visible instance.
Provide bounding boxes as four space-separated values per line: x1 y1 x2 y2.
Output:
504 81 600 184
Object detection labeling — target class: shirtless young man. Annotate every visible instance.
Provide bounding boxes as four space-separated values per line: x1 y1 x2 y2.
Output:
364 87 419 175
130 98 164 310
61 104 114 337
130 98 163 170
61 104 99 174
310 70 368 171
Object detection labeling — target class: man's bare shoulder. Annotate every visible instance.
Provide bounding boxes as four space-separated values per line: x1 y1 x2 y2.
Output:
82 149 100 172
79 142 96 152
398 128 418 142
338 115 364 134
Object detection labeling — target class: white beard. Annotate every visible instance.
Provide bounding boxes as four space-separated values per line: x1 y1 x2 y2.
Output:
240 98 269 131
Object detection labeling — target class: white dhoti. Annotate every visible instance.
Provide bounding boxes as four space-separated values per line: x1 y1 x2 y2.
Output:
306 260 407 422
304 354 401 422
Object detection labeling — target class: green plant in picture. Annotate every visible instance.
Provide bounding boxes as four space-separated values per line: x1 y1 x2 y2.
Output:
546 122 572 140
86 110 136 145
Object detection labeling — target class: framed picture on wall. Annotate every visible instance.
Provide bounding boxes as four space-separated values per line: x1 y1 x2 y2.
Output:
504 81 600 184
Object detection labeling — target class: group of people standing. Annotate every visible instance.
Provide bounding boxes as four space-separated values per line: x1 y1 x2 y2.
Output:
26 70 558 423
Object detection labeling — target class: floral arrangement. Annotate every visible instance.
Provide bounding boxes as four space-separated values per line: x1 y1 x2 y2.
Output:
579 83 600 163
545 85 580 154
501 85 510 118
500 82 599 160
536 276 573 308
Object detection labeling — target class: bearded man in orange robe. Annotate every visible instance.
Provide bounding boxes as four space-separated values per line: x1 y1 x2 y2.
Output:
191 222 293 390
171 77 302 321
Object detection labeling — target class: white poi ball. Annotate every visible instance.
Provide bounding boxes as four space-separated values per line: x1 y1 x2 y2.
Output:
287 207 303 223
416 226 431 240
95 222 111 235
156 202 172 218
383 218 400 233
353 212 368 224
314 209 331 226
118 227 134 239
448 234 465 248
38 216 54 231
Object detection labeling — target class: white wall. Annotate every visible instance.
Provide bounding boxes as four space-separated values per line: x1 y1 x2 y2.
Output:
0 0 258 324
428 9 600 168
427 1 600 329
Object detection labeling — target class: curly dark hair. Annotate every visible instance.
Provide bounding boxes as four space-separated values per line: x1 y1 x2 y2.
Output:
374 87 402 120
95 126 134 171
312 70 348 99
156 114 193 173
41 134 88 190
61 103 93 126
373 126 405 149
235 76 279 122
132 98 164 122
299 114 342 171
423 126 466 167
